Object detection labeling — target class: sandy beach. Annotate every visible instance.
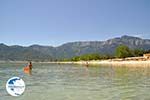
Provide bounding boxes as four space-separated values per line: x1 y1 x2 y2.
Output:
54 60 150 67
81 60 150 67
1 59 150 67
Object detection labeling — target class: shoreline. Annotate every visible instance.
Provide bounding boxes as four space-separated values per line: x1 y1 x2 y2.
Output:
52 60 150 67
54 60 150 67
0 60 150 67
76 60 150 67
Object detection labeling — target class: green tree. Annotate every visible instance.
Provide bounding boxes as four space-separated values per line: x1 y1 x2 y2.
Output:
70 53 113 61
133 49 145 57
115 45 133 58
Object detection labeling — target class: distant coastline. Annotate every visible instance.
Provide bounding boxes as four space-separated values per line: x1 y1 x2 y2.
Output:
1 57 150 67
0 46 150 67
73 60 150 67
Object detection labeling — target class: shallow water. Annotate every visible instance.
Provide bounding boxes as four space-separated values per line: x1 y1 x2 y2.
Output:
0 62 150 100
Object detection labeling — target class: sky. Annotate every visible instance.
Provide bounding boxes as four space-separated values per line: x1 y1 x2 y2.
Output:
0 0 150 46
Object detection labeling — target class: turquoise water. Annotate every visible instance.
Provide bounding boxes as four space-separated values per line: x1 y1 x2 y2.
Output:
0 62 150 100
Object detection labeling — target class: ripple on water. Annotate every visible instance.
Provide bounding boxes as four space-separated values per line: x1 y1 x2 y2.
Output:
1 63 150 100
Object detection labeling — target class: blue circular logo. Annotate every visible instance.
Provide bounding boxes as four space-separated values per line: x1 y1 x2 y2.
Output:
6 77 25 96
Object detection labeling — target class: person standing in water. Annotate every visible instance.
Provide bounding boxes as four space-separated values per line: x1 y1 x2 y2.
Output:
24 61 32 75
28 61 32 70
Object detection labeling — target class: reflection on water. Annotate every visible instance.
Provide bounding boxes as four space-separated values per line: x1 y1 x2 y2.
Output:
0 63 150 100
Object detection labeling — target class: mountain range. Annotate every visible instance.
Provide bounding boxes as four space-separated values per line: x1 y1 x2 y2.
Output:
0 35 150 61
